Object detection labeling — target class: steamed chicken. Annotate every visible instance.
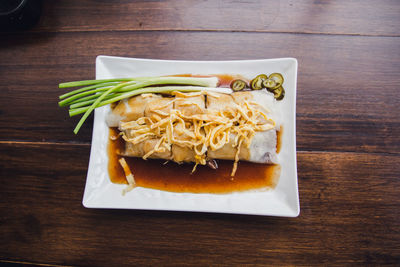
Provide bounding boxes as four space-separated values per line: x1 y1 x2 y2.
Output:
106 89 280 181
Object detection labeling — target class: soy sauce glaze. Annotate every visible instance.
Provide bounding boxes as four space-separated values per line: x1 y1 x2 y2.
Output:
169 73 248 88
107 74 282 194
108 129 280 193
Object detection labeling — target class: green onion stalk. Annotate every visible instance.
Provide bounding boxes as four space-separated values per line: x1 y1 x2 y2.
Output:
59 76 220 134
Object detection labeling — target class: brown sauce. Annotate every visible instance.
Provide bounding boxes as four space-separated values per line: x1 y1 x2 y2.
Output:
215 74 248 87
276 126 283 154
169 73 249 88
108 128 281 194
107 73 281 194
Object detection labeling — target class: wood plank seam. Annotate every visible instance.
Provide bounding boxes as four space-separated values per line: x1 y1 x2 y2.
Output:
0 259 73 267
1 29 399 38
0 140 91 146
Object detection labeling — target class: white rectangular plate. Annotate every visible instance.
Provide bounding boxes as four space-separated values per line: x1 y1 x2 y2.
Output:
82 56 299 217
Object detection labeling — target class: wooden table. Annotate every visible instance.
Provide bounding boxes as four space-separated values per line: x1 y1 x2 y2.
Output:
1 1 399 266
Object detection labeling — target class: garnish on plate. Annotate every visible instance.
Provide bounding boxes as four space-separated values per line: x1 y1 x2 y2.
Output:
59 73 284 193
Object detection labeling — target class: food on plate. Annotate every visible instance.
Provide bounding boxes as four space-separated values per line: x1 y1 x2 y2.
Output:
250 73 285 100
59 73 285 193
106 89 280 177
230 79 248 91
59 76 222 134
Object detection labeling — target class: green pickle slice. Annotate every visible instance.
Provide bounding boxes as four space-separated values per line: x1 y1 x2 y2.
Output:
248 73 285 100
268 73 284 89
230 79 247 91
263 78 277 89
250 74 268 90
273 86 285 100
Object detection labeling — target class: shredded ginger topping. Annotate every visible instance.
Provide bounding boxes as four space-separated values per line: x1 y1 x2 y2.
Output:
119 91 276 176
118 157 136 195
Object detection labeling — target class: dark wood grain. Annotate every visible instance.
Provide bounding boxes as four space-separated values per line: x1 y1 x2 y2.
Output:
0 261 64 267
1 0 399 266
0 143 399 266
0 31 399 153
32 0 400 36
